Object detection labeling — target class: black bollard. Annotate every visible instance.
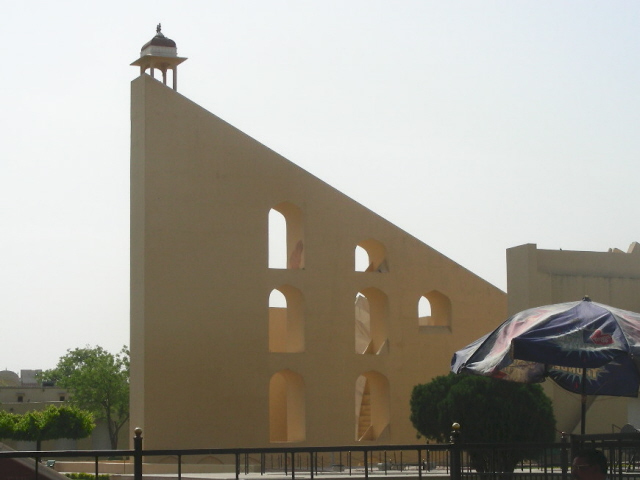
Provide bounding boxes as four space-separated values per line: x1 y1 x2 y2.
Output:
560 432 569 480
134 427 143 480
450 423 462 480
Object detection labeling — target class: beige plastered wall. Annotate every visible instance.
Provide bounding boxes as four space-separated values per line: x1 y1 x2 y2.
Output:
130 74 507 450
507 242 640 435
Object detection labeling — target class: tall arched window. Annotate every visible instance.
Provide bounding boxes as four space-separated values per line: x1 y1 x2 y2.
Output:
269 202 305 270
269 209 287 269
355 288 388 355
269 370 306 443
418 296 432 317
355 371 390 441
269 286 305 353
418 290 452 330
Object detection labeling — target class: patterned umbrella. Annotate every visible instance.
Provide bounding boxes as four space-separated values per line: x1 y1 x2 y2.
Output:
451 297 640 435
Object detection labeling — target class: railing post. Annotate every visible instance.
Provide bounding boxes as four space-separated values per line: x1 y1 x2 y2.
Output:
310 451 314 479
384 449 388 475
560 432 569 480
364 449 369 480
450 422 462 480
426 446 431 471
134 427 143 480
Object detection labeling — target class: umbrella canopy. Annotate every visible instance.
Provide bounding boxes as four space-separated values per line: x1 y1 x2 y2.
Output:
451 297 640 434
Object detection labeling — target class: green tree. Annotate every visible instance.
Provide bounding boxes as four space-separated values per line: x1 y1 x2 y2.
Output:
1 405 94 450
410 374 556 474
42 346 129 449
0 410 19 439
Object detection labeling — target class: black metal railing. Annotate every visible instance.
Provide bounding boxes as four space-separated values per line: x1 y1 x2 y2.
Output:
1 429 639 480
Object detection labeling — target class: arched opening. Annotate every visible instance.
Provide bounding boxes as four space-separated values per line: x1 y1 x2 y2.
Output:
270 202 305 270
355 288 388 355
355 246 369 272
355 371 390 441
269 286 305 353
418 290 452 330
418 296 432 317
269 370 306 442
269 209 287 269
355 239 388 272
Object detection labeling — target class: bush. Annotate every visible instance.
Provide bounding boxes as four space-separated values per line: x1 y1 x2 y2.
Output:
64 474 110 480
410 373 556 473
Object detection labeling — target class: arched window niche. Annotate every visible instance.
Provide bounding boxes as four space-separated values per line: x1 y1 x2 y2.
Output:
354 239 388 272
269 370 306 443
269 202 305 270
355 288 388 355
418 290 452 331
269 286 305 353
355 371 390 441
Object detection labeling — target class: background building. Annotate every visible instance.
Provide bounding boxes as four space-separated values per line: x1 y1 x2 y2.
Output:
507 242 640 434
0 370 126 450
0 370 67 412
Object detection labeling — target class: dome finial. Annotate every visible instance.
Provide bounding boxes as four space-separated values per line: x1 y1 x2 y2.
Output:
157 23 162 35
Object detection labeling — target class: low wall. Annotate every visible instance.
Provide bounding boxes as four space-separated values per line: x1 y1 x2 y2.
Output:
53 461 447 479
54 460 260 475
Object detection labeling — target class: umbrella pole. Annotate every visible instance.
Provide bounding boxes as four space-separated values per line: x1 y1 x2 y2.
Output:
581 367 587 436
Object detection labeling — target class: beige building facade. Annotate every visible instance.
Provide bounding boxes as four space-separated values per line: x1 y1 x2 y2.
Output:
507 242 640 435
0 370 68 411
129 71 507 449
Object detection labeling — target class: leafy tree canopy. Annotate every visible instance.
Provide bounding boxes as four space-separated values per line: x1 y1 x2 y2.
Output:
410 374 556 472
0 411 19 439
0 405 94 449
42 345 129 449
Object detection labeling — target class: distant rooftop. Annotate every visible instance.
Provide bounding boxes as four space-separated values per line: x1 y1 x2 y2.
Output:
0 369 42 387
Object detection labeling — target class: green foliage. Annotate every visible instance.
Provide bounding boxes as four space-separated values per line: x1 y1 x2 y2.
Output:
65 473 110 480
0 410 20 439
12 410 44 442
410 373 556 472
0 405 94 448
42 345 129 450
409 374 455 442
45 405 95 441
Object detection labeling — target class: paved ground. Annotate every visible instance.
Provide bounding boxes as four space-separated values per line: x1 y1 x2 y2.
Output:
114 468 453 480
106 472 450 480
56 464 451 480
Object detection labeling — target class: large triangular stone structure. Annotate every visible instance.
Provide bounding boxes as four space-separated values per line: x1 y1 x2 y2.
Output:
130 74 506 449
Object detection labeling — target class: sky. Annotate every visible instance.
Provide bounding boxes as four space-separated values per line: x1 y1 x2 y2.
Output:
1 1 638 374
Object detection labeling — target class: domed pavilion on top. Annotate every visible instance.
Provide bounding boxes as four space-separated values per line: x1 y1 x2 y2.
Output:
131 24 186 91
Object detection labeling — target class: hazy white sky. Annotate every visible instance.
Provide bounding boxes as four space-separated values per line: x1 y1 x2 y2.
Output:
1 1 638 374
